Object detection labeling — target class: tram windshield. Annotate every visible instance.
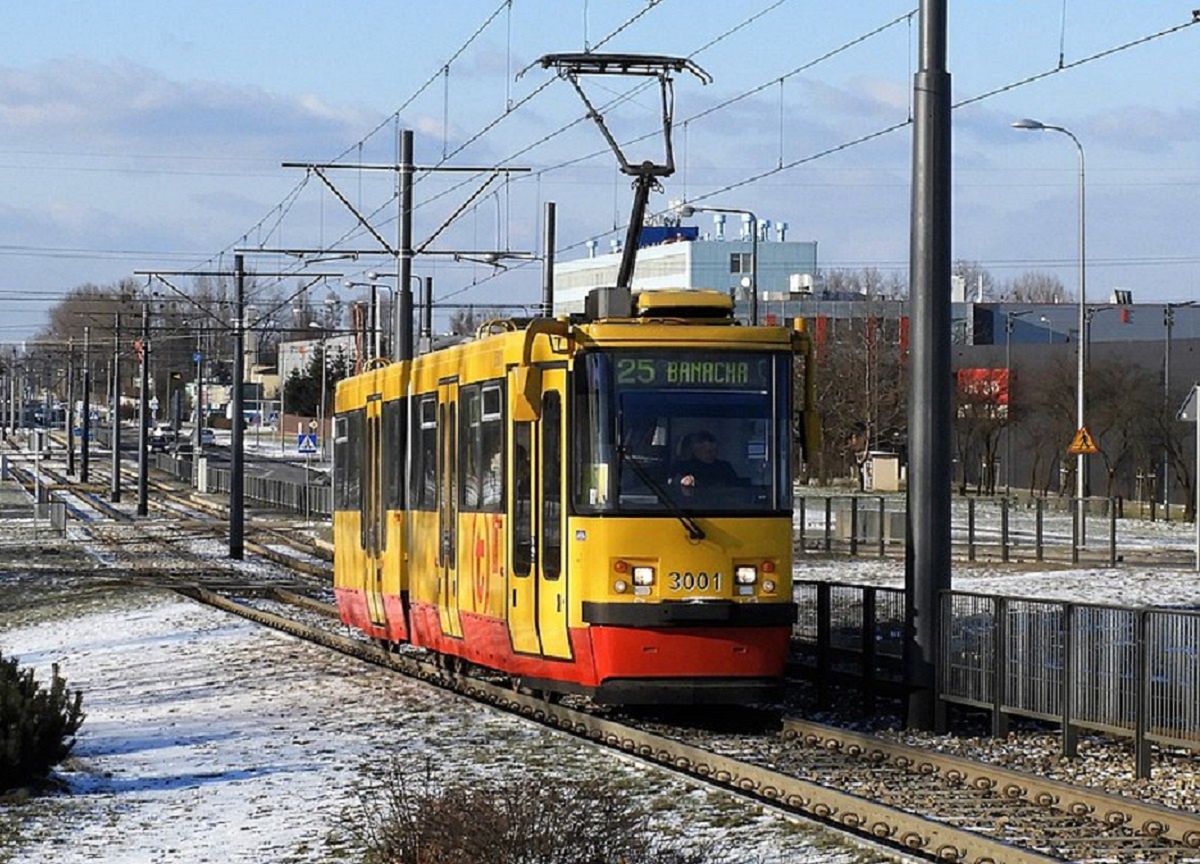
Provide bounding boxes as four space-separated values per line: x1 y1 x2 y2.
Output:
573 350 791 515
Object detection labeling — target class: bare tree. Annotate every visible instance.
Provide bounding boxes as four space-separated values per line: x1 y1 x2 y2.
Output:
1017 357 1076 496
952 260 998 301
1088 360 1159 497
448 307 480 336
954 369 1009 494
1001 271 1072 303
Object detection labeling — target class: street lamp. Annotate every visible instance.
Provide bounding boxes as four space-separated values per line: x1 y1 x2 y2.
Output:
1084 305 1117 372
679 203 760 324
1013 118 1086 549
1004 309 1034 492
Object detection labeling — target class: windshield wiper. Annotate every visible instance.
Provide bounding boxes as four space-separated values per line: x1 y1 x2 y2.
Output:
616 445 706 541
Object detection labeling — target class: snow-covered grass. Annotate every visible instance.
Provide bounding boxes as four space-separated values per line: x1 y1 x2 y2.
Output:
794 556 1200 609
0 585 870 864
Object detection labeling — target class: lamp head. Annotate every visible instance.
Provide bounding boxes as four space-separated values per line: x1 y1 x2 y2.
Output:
1012 118 1046 131
679 204 697 218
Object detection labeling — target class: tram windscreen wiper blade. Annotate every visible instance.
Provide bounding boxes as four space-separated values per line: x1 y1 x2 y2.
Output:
616 445 705 541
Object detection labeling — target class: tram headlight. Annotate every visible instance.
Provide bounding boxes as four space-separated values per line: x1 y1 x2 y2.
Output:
735 565 758 585
613 579 629 594
632 566 655 586
762 580 777 593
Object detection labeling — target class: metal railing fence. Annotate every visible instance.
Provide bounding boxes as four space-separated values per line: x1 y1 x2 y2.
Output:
150 455 331 517
793 579 1200 778
796 493 1195 567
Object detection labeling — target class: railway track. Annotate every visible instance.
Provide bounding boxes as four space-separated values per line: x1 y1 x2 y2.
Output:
10 449 1200 862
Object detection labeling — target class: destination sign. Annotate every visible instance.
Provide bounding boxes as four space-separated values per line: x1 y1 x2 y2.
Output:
613 353 773 389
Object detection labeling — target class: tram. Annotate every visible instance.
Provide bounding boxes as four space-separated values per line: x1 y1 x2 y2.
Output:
332 287 819 703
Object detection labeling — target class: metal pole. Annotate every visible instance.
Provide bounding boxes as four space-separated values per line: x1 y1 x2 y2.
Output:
420 277 433 353
1004 313 1012 492
1194 382 1199 572
905 0 952 732
1070 131 1087 556
66 338 75 475
194 329 203 455
81 326 91 483
395 129 415 362
371 283 380 360
9 348 17 437
137 305 149 516
750 213 759 326
231 254 246 559
1164 305 1172 516
317 332 327 461
111 314 121 502
542 201 556 317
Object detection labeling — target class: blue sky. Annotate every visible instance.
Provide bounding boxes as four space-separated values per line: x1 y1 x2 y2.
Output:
2 1 1198 340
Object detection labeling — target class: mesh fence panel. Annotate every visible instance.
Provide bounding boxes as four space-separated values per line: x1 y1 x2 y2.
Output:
942 593 995 705
1147 610 1200 746
1004 599 1063 718
1071 606 1136 732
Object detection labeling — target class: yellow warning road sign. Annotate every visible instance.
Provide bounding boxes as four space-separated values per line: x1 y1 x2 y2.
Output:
1067 426 1099 456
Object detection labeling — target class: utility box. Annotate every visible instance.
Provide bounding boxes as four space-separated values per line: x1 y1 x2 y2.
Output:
195 456 208 494
865 452 901 493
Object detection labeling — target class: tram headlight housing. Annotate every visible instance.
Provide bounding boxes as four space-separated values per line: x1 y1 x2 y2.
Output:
762 580 777 593
632 566 655 586
613 579 629 594
735 565 758 585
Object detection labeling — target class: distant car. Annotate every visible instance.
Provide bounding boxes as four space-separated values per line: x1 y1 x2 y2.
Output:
149 425 176 452
200 428 216 446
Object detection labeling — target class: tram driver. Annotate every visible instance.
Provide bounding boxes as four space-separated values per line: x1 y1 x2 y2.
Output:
672 430 745 491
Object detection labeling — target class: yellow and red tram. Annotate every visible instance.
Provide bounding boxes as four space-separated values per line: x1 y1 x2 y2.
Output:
333 289 819 703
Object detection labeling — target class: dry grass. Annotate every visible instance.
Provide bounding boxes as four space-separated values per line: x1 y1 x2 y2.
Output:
349 760 733 864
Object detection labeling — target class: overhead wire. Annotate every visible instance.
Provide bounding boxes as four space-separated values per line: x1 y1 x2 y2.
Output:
435 13 1200 304
182 0 514 281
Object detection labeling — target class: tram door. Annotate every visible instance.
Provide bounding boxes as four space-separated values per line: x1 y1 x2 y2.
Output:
534 369 571 659
437 380 464 639
362 394 387 628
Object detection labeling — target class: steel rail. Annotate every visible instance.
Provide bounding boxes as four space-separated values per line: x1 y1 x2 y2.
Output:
783 718 1200 851
15 447 1199 862
184 584 1064 864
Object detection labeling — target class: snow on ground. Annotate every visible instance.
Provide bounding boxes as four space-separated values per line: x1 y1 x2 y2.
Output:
794 556 1200 609
1 586 873 864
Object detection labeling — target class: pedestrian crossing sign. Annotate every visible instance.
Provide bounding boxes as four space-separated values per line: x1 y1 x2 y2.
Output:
297 433 318 454
1067 426 1099 456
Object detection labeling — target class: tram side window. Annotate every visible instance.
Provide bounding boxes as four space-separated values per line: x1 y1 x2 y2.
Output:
542 391 562 580
459 386 481 509
333 414 350 510
460 382 505 513
382 399 406 511
512 422 532 576
409 396 438 511
479 384 504 511
335 409 363 511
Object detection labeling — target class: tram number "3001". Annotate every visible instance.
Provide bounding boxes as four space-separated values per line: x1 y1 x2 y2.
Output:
668 571 722 592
